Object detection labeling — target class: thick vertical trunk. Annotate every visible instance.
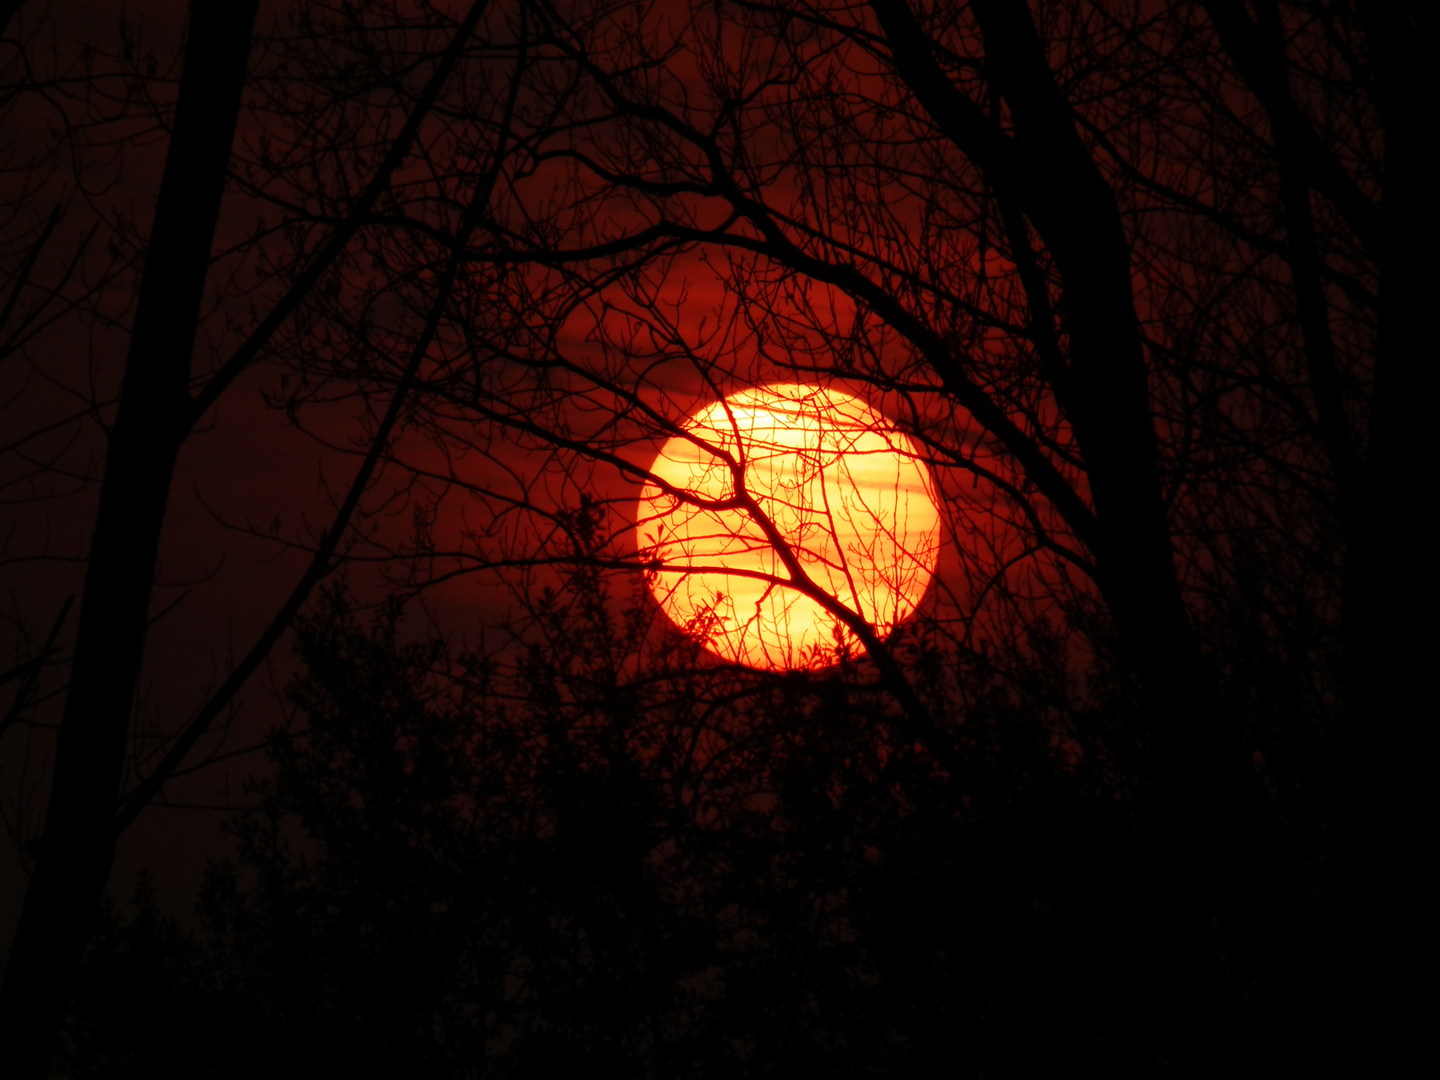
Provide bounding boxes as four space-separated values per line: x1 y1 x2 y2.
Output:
873 0 1245 798
964 0 1262 1029
869 0 1264 1053
958 0 1205 687
871 0 1224 748
1349 7 1424 792
1201 1 1424 1060
0 4 256 1075
1338 4 1426 1065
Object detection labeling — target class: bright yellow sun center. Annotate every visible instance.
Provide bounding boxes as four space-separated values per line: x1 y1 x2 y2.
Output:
637 383 941 670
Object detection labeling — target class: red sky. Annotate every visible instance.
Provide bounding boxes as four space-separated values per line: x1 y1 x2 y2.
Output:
1 0 1066 939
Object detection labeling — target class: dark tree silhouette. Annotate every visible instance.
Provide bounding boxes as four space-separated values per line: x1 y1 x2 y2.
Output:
1 1 510 1071
429 0 1404 1058
60 556 1157 1077
2 0 1419 1073
0 6 261 1069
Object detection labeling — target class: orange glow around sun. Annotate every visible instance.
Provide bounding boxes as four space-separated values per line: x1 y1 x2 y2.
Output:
637 383 941 670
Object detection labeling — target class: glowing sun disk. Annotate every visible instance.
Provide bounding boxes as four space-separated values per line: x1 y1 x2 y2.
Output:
637 383 941 670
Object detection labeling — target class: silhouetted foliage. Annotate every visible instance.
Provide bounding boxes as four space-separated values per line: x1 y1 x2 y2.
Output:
6 0 1420 1071
61 543 1308 1076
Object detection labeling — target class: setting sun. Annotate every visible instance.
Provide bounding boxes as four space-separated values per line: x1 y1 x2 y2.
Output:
637 384 941 670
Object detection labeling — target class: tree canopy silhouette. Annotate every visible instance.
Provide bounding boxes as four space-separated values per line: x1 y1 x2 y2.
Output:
1 0 1419 1074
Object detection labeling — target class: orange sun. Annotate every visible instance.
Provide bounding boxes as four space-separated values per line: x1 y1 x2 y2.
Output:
637 383 941 670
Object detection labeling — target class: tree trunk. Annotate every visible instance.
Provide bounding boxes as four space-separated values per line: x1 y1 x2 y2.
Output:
1348 5 1425 801
0 3 256 1074
870 0 1268 1055
873 0 1250 801
1335 4 1426 1067
968 0 1268 1033
1200 2 1425 1061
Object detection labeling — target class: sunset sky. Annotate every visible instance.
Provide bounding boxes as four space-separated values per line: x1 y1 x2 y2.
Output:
0 0 1414 1073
